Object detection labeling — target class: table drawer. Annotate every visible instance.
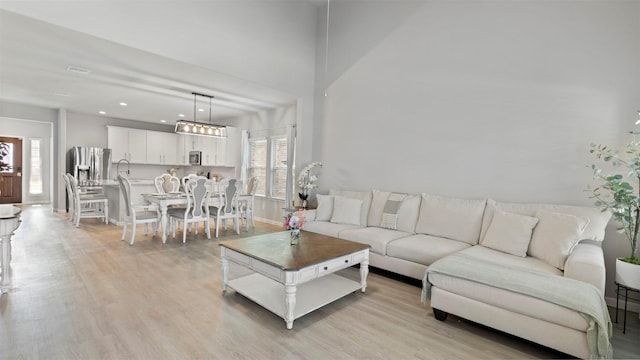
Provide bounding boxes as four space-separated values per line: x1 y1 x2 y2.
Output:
318 255 353 275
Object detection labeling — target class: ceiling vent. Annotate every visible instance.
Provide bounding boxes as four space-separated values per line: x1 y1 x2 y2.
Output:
66 66 91 75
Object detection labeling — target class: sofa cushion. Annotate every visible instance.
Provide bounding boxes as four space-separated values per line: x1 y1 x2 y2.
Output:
387 234 471 266
330 196 362 225
415 193 486 245
303 221 363 238
481 209 539 257
528 210 590 270
338 227 412 255
315 194 334 221
480 199 611 243
369 190 421 233
330 189 372 226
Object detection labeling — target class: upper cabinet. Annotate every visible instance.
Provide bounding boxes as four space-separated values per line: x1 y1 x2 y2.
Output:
181 129 236 166
108 125 236 167
146 131 178 165
107 126 147 163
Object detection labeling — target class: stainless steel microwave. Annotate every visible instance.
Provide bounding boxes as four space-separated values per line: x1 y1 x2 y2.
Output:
189 151 202 165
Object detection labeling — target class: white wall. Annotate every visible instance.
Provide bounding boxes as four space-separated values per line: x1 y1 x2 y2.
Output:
1 117 53 204
316 1 639 200
1 101 59 205
314 1 640 301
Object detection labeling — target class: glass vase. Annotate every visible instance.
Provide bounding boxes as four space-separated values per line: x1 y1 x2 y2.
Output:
290 228 300 245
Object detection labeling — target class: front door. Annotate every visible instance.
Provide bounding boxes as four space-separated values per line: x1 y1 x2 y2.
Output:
0 137 23 204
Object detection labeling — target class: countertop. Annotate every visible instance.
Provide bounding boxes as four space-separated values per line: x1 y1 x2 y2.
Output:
100 179 155 187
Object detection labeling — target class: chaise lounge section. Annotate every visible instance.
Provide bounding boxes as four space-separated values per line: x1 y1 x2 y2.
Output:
303 189 612 359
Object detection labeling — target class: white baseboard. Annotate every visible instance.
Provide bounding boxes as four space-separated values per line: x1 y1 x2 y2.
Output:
255 216 283 227
605 296 640 320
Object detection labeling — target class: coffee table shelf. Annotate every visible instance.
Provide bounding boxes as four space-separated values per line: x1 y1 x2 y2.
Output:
228 273 362 320
219 231 370 329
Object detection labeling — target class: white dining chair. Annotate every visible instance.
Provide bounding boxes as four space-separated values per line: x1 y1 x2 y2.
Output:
181 174 198 189
68 173 109 227
154 174 180 194
168 176 212 243
239 177 258 231
62 173 76 222
118 175 160 245
209 178 241 238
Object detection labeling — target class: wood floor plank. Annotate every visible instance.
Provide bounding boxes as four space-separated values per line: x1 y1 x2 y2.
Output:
1 205 638 359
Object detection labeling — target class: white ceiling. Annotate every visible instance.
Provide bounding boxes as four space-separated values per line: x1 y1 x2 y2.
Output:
0 10 297 125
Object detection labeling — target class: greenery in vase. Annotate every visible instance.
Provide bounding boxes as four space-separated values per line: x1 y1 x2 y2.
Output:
589 137 640 265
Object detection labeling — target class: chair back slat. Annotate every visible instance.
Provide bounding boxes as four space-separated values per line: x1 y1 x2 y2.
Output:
223 179 239 215
186 177 210 219
155 174 180 193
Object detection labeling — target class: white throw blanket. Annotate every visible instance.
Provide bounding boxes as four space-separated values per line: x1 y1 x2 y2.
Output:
422 252 612 359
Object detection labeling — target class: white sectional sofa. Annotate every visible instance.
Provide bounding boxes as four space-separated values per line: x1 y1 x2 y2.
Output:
303 189 613 359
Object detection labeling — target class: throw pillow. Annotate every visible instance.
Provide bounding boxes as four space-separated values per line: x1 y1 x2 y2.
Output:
380 193 407 230
415 193 487 245
315 194 334 221
529 210 590 270
330 196 363 226
481 209 539 257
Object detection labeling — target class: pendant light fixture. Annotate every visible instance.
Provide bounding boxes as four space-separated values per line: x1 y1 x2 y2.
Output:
175 92 227 138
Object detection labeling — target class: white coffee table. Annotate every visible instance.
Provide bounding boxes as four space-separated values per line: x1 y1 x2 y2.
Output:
219 231 370 329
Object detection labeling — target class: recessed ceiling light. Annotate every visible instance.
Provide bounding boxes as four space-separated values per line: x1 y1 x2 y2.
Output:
119 102 127 106
66 65 91 75
160 119 166 123
198 108 204 112
99 111 106 115
179 114 185 117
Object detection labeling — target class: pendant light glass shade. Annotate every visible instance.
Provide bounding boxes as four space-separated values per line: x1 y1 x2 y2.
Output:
175 92 227 138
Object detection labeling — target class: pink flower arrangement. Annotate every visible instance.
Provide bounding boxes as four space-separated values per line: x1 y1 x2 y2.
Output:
285 210 306 230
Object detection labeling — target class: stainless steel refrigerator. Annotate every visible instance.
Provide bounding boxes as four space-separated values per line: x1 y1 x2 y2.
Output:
69 146 112 186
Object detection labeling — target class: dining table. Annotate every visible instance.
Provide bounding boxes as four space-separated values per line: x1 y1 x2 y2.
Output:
142 192 252 243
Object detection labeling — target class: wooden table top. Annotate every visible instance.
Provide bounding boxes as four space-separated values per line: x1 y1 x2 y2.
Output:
219 231 370 271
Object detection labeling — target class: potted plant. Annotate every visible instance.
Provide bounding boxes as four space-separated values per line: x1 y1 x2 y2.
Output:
297 162 322 209
589 135 640 290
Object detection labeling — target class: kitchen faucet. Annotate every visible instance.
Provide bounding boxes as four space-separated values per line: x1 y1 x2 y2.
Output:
116 158 130 178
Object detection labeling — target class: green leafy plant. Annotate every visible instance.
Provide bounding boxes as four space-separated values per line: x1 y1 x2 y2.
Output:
589 138 640 265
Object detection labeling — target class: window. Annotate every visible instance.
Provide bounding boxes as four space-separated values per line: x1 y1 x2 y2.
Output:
248 135 290 199
248 139 267 196
29 138 43 194
271 137 287 199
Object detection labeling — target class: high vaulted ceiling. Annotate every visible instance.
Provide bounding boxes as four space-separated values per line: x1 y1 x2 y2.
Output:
0 10 297 125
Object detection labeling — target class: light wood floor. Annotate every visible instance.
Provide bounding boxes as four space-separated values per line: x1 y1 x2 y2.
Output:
1 205 638 359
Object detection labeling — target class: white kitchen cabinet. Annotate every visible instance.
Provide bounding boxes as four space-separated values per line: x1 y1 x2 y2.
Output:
177 135 187 165
215 138 227 165
146 131 178 165
223 126 237 166
201 137 218 166
107 126 147 163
